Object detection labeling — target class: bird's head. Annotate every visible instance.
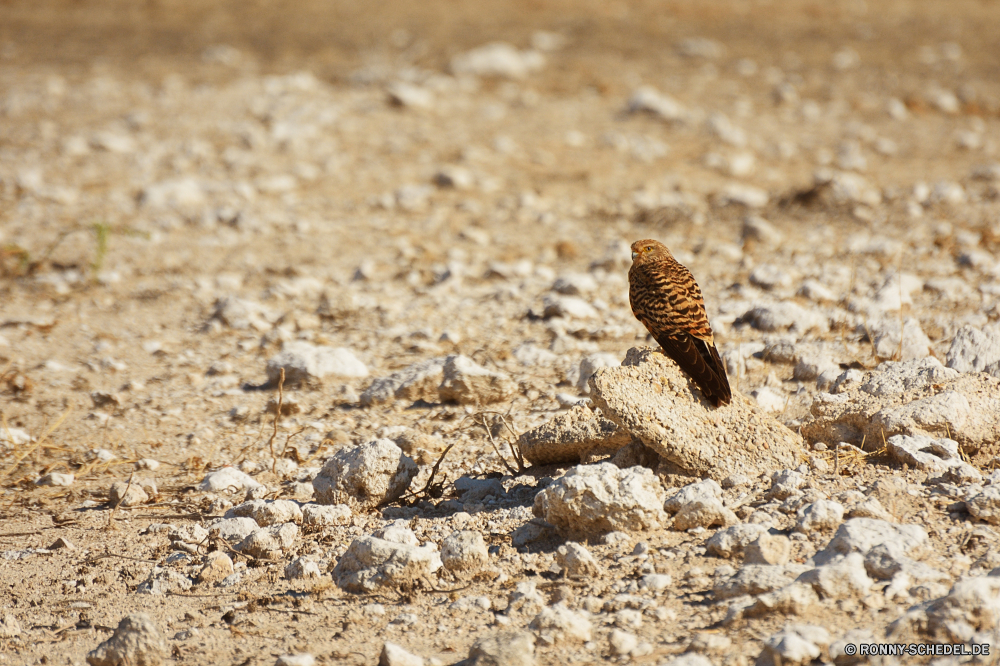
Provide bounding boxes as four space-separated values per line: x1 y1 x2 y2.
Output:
630 239 670 263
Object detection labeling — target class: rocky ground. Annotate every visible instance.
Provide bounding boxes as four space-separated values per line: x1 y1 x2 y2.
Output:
2 0 1000 664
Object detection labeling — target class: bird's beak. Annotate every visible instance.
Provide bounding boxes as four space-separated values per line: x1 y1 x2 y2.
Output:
630 251 638 260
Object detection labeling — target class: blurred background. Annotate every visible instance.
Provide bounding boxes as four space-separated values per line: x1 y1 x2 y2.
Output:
1 0 998 413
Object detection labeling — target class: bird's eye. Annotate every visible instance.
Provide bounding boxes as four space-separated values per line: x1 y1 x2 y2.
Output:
645 246 653 252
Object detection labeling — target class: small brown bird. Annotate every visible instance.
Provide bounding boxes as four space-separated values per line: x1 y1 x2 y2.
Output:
628 239 732 406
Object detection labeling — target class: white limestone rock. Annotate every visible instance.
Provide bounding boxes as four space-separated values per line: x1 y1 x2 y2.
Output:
795 552 873 599
451 42 545 79
285 557 321 580
813 518 928 565
302 503 352 527
439 355 517 405
312 439 417 510
86 614 167 666
529 603 592 645
229 499 303 526
707 524 769 559
673 498 738 531
946 324 1000 377
590 348 803 481
886 434 981 481
233 523 299 560
332 536 442 593
199 467 262 493
441 531 488 573
556 542 601 578
757 625 830 666
467 631 536 666
360 357 448 406
518 405 629 466
665 479 723 514
533 463 667 538
794 500 845 533
266 341 368 386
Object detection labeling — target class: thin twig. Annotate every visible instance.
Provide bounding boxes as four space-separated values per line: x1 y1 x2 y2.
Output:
420 577 475 595
304 437 336 466
395 443 456 505
106 472 135 529
84 553 157 565
896 261 905 362
279 426 306 461
481 416 517 476
268 368 285 475
0 407 72 479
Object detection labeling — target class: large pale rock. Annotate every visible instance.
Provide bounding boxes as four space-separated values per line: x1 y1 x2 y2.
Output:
813 518 927 565
467 630 536 666
715 565 797 600
197 552 234 584
796 553 873 599
284 557 321 580
745 533 792 565
109 481 149 507
794 500 845 533
803 360 1000 454
627 85 687 123
864 543 949 583
312 440 417 510
199 467 262 493
205 517 259 542
946 324 1000 377
454 476 506 503
518 405 630 465
737 302 828 334
0 613 21 638
507 581 547 616
302 503 352 527
855 357 958 397
590 347 802 481
228 499 303 526
380 642 425 666
532 463 667 538
332 536 442 593
967 487 1000 525
87 614 167 666
706 524 768 559
889 576 1000 643
556 542 601 578
439 355 517 405
136 568 192 596
529 604 592 645
441 531 488 573
233 523 298 559
361 357 448 406
665 479 722 513
576 353 621 394
743 583 819 619
212 296 276 331
868 317 931 361
450 42 544 79
266 341 368 385
886 434 981 481
673 498 738 530
756 625 830 666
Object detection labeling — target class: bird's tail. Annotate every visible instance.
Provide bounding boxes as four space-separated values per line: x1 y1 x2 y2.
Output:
656 334 732 407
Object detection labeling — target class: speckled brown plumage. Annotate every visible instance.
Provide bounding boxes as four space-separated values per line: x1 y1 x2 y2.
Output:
628 239 732 407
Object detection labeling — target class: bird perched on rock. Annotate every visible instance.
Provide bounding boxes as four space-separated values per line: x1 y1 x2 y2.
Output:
628 239 732 406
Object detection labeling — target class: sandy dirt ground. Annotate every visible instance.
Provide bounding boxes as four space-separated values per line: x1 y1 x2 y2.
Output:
1 0 1000 664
